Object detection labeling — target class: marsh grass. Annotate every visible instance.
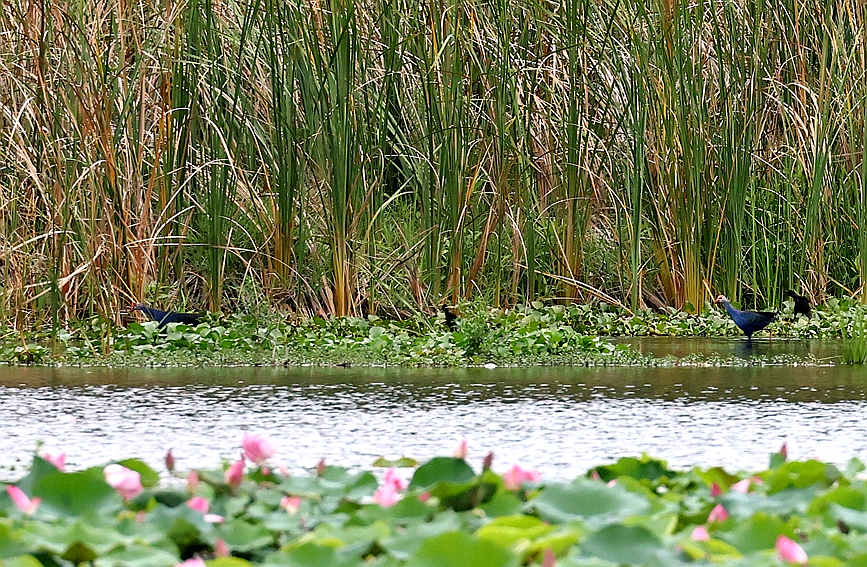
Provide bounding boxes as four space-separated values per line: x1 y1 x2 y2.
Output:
2 0 867 326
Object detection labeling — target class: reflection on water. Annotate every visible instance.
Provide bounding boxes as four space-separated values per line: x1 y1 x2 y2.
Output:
1 340 865 479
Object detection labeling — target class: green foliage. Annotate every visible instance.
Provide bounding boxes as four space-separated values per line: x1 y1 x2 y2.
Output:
4 298 867 367
5 450 867 565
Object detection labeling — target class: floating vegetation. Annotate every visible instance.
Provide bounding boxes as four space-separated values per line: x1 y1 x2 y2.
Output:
0 438 863 566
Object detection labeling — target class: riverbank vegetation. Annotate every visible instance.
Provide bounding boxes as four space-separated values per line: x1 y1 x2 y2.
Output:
3 0 867 330
2 299 865 367
0 439 863 566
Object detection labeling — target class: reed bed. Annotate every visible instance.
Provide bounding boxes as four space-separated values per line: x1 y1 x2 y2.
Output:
2 0 867 326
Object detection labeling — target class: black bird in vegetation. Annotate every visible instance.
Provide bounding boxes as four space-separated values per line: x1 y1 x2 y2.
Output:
441 305 458 331
715 295 776 341
131 303 202 328
785 290 811 319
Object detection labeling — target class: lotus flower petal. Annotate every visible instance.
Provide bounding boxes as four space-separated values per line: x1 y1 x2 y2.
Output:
503 465 541 490
225 456 245 488
707 503 729 523
103 464 143 501
776 535 808 564
186 496 209 513
5 486 40 515
242 433 275 465
42 452 66 472
215 539 229 558
384 468 407 491
691 526 710 541
281 496 301 514
454 440 468 459
373 483 400 507
176 558 206 567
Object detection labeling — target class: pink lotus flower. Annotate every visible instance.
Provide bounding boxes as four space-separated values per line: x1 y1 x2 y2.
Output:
707 504 729 523
281 496 301 514
384 468 407 491
779 442 788 460
103 464 143 501
42 452 66 472
215 539 229 557
165 449 175 473
776 535 808 564
186 496 209 513
691 525 710 541
454 440 468 459
710 483 722 497
176 558 206 567
204 514 225 523
186 471 199 492
373 482 401 507
607 479 617 488
503 465 541 490
542 548 556 567
590 470 602 481
6 486 40 515
730 478 751 494
418 491 431 503
225 456 245 488
242 433 275 465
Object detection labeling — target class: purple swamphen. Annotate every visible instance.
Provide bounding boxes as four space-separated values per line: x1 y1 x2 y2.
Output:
785 290 811 319
715 295 776 340
131 303 202 328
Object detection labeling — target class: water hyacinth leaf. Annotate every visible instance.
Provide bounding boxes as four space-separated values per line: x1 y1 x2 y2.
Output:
32 470 121 517
580 524 668 565
214 520 273 552
409 458 476 490
529 479 651 526
91 544 180 567
406 531 519 567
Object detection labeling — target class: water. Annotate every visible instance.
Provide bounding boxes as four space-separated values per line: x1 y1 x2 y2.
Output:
1 338 865 479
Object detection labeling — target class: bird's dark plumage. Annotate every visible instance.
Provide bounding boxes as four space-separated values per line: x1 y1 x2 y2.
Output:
131 303 202 328
785 290 811 319
441 305 457 331
715 295 776 340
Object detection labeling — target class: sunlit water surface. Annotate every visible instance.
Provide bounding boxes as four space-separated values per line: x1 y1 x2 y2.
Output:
1 338 865 479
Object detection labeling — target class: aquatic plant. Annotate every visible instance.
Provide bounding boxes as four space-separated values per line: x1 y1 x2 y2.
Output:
3 437 867 565
4 0 867 327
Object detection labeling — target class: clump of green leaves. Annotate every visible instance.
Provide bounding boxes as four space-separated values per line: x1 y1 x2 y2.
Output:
1 449 866 566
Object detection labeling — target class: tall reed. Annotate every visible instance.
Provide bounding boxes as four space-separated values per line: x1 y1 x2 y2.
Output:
3 0 867 325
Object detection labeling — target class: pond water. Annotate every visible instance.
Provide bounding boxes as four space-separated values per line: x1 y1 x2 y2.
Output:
1 338 865 480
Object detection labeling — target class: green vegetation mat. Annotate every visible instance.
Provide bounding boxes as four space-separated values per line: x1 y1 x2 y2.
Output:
2 300 864 367
1 442 863 566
